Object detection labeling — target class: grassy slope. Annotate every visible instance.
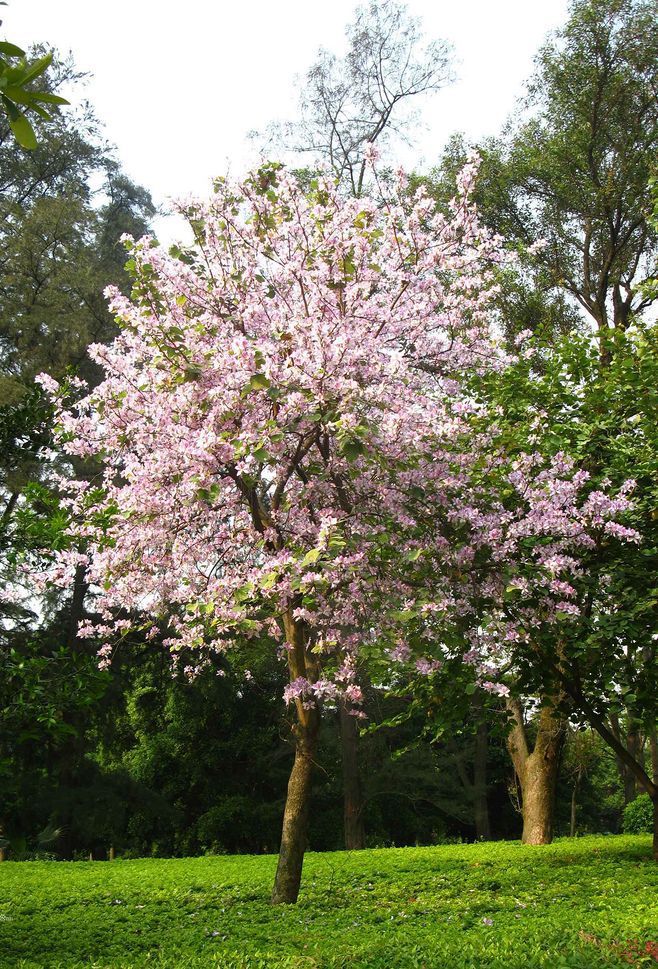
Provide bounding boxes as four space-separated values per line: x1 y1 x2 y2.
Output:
0 836 656 969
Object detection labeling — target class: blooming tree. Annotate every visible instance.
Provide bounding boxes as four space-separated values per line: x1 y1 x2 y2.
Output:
376 333 648 847
36 156 518 900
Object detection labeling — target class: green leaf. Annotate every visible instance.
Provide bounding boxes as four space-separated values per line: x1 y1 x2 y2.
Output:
248 372 270 391
4 85 36 105
391 608 416 622
341 438 365 462
29 104 52 121
32 92 69 106
1 93 19 120
404 548 423 562
234 582 255 603
261 571 277 590
0 41 25 57
18 52 53 86
183 363 203 381
301 548 322 568
8 110 37 149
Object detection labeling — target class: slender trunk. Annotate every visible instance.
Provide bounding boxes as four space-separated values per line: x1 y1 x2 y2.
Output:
570 780 578 838
271 610 320 905
339 701 365 850
559 679 658 809
450 691 492 840
622 727 642 804
473 715 491 841
506 698 565 845
271 709 319 904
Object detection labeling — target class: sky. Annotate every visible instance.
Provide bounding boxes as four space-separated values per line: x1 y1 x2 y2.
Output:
6 0 570 241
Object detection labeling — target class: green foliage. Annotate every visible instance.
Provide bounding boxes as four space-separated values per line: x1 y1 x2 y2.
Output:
556 730 625 835
0 50 157 817
457 317 658 766
0 39 67 149
423 0 657 350
494 0 657 337
622 795 654 835
0 837 655 968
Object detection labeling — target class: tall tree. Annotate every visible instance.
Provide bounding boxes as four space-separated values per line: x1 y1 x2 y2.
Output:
477 0 656 353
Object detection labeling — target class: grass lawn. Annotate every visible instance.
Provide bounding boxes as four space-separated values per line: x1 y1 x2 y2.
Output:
0 835 656 968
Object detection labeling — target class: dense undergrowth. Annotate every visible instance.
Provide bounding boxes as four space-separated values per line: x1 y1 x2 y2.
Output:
0 835 656 968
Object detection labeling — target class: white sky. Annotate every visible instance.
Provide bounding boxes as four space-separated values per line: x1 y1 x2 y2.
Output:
6 0 569 241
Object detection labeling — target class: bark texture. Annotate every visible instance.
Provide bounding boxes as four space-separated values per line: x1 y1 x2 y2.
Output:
506 698 566 845
271 611 320 904
271 708 320 904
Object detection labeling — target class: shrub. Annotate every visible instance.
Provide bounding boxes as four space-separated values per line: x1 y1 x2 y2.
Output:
622 793 654 834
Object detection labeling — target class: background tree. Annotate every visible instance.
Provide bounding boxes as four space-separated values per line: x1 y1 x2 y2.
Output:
464 320 658 857
255 0 453 197
411 0 657 846
440 0 657 354
0 47 155 858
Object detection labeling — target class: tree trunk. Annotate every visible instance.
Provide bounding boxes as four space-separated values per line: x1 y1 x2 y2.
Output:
520 748 559 844
271 610 320 905
67 562 88 650
611 715 645 805
271 709 319 904
339 701 365 850
473 715 491 841
570 781 578 838
623 728 642 803
506 698 565 845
